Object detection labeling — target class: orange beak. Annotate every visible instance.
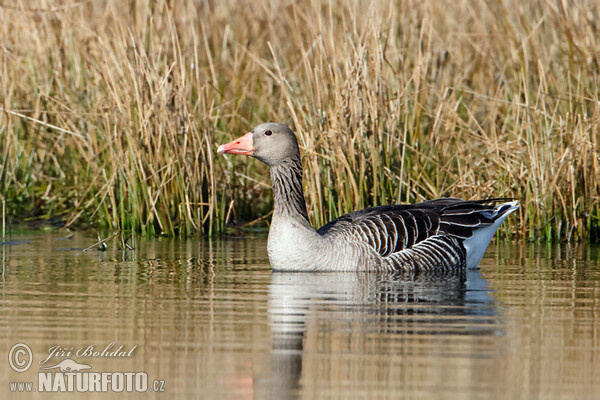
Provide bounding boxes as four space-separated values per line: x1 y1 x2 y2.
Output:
217 132 254 156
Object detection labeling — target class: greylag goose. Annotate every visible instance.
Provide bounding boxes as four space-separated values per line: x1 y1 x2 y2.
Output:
218 123 518 272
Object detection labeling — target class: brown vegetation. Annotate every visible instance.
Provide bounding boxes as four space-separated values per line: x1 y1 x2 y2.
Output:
0 0 598 240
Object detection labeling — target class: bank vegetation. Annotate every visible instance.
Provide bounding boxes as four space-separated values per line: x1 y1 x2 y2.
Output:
0 0 598 241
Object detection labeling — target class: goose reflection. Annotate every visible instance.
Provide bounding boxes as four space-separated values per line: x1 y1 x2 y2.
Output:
260 269 499 399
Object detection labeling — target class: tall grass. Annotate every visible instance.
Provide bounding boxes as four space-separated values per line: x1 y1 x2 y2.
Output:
0 0 598 241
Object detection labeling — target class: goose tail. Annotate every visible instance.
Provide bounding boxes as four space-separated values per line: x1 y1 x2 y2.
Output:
463 200 519 268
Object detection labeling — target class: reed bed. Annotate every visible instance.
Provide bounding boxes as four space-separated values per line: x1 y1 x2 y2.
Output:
0 0 598 241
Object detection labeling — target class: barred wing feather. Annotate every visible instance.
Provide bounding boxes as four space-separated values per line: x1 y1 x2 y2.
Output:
317 198 515 266
317 205 440 257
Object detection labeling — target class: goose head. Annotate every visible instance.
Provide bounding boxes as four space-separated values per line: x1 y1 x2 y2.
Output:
217 123 300 167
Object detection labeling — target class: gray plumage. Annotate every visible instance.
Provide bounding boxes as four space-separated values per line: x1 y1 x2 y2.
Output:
218 123 519 272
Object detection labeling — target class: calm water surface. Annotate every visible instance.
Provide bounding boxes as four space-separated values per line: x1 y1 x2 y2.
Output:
1 233 599 399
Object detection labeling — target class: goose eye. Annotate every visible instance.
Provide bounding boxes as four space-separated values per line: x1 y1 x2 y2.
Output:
264 130 272 136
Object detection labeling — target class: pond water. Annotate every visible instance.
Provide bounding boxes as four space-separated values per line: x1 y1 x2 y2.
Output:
1 232 599 399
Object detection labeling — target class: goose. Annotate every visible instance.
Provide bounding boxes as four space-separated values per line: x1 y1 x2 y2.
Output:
218 123 518 272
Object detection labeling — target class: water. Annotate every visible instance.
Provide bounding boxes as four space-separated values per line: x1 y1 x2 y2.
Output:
1 232 599 399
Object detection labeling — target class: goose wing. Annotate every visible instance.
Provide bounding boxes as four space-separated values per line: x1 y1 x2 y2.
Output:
317 205 440 257
316 198 509 258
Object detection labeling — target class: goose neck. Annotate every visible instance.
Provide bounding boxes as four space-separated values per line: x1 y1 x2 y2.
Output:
269 158 310 223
